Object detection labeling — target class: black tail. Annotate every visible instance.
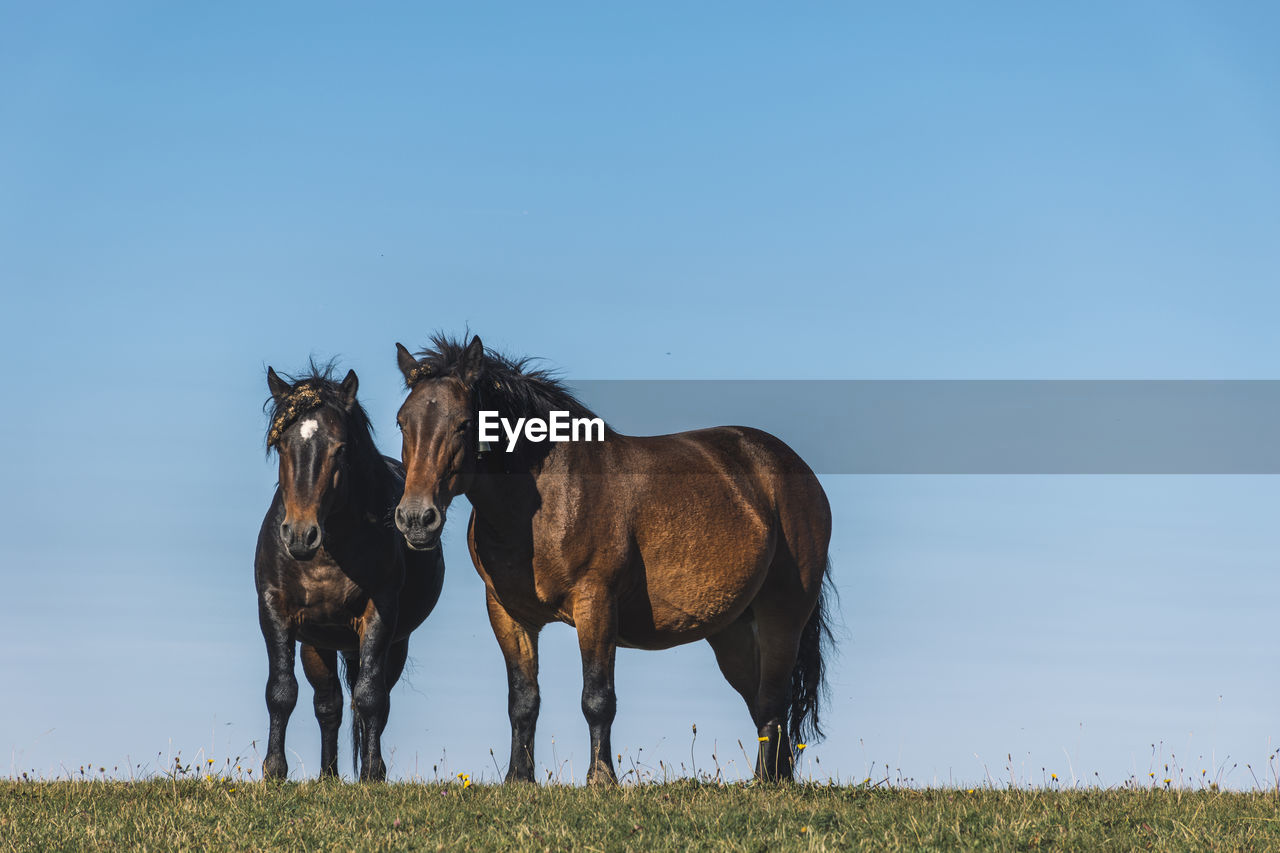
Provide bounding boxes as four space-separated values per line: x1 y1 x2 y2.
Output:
339 655 363 778
789 557 835 746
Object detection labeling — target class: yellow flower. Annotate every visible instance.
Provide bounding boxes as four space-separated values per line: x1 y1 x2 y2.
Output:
758 736 770 742
1051 774 1058 781
796 744 807 750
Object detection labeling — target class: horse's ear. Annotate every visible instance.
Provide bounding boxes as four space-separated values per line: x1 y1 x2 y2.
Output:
267 367 290 401
395 343 418 384
461 335 485 385
339 369 359 410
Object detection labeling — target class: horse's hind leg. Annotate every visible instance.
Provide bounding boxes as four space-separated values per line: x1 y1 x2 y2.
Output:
750 605 804 782
706 611 762 728
751 480 831 782
300 645 343 778
342 652 361 777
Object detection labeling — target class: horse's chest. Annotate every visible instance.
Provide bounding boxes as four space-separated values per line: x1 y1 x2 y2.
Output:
288 566 366 626
473 543 571 622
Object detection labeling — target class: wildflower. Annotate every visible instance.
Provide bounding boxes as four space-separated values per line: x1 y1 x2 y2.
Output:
796 744 806 751
1051 773 1057 781
758 736 770 742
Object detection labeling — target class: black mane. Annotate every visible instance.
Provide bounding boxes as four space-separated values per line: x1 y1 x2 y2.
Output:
408 333 604 426
264 360 376 452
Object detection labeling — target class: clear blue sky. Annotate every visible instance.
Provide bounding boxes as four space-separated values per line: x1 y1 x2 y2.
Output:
3 2 1279 786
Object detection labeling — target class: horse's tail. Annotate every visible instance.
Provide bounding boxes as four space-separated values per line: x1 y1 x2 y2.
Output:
789 556 835 746
350 712 365 779
338 655 363 778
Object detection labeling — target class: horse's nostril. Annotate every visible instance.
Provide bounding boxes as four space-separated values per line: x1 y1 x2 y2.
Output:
280 522 292 541
422 507 438 527
304 525 321 549
395 506 407 528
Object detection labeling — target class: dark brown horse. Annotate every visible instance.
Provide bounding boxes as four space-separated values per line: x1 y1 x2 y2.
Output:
256 364 444 780
392 335 833 784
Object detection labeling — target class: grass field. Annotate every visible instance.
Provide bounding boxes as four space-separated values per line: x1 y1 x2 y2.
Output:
3 779 1280 852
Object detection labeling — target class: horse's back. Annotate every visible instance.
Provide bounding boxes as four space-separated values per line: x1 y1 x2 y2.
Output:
613 425 826 517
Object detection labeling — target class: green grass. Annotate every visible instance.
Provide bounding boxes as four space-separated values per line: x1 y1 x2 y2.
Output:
3 780 1280 851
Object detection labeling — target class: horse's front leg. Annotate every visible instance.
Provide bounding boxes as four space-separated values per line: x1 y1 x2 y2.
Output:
258 599 297 780
486 590 542 783
353 597 397 781
573 588 618 786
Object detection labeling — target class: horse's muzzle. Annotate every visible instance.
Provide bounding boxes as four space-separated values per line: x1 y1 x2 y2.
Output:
281 521 323 560
395 503 442 551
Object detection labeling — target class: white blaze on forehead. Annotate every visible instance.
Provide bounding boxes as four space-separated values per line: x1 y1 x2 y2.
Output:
299 418 319 440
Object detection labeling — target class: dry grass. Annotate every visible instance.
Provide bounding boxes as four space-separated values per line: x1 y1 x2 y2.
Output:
3 779 1280 852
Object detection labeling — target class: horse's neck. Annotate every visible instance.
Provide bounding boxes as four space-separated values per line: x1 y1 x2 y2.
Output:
329 445 392 530
466 462 543 535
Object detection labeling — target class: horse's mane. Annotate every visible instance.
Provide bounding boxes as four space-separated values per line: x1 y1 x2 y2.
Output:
264 360 375 452
407 333 603 426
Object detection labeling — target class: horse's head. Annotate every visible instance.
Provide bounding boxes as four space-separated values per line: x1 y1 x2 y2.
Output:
266 366 361 560
393 336 486 551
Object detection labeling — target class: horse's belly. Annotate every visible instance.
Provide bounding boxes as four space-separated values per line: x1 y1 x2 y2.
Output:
297 621 361 652
613 552 766 649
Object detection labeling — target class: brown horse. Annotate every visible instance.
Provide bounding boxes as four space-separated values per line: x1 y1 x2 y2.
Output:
256 364 445 780
392 335 833 784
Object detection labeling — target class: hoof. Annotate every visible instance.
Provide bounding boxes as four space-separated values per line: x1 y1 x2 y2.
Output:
262 755 289 780
359 760 387 783
586 763 618 788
